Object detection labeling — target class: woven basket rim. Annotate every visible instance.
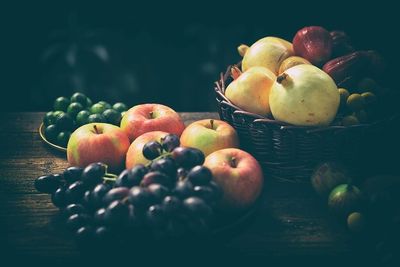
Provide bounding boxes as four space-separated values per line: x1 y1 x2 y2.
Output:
214 64 399 132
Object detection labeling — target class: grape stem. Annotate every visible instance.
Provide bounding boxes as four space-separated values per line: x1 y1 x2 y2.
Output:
102 172 118 181
145 152 172 167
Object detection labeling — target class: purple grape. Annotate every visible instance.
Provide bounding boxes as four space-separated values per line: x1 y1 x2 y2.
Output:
81 162 106 186
34 174 61 194
115 164 148 188
63 166 83 184
128 187 153 210
183 197 212 218
187 166 212 185
142 141 163 160
162 195 182 215
147 184 169 203
171 147 205 169
146 204 166 227
141 171 172 188
65 181 87 203
102 187 130 205
173 179 194 199
66 213 91 231
150 157 176 177
51 187 67 208
104 200 130 226
160 134 180 152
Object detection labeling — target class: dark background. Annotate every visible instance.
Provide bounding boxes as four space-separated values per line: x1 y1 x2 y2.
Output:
1 1 398 112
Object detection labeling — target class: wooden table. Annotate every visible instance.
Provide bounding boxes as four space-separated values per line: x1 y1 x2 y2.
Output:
0 112 378 266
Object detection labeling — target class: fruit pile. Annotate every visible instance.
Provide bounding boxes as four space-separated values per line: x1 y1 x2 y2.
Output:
35 135 224 244
311 162 400 264
226 26 387 127
42 92 127 147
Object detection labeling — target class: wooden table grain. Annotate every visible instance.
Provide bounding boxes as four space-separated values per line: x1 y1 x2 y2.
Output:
0 112 376 266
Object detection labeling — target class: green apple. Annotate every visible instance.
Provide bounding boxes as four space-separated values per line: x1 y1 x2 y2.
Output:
180 119 239 157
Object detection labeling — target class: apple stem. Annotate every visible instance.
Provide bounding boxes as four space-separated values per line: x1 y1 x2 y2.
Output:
230 157 237 168
93 124 100 134
210 119 214 130
149 111 154 119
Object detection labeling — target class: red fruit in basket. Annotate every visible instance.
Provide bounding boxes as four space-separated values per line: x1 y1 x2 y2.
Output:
67 123 130 172
293 26 333 66
330 30 355 58
204 148 263 211
120 103 185 142
322 50 385 87
180 119 239 157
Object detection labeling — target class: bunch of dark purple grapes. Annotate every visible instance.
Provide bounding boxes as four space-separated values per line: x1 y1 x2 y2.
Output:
34 134 222 245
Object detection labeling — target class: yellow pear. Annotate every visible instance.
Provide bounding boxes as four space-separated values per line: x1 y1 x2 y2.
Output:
242 37 294 74
269 64 340 126
278 56 311 74
225 66 276 116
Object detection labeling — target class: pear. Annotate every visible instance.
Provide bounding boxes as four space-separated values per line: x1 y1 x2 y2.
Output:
225 66 276 116
242 37 294 74
269 64 340 126
278 56 311 74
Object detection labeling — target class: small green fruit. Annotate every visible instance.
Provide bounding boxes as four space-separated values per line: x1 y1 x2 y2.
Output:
113 102 128 113
70 92 88 107
44 124 58 142
76 110 91 126
43 111 56 126
328 184 363 218
342 115 359 126
55 113 74 131
98 101 112 110
361 92 377 105
103 109 121 125
54 97 70 112
347 93 365 112
347 212 365 233
56 131 71 147
88 114 106 123
90 103 107 114
67 102 84 118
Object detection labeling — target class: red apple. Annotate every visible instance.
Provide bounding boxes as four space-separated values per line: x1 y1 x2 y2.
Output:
120 103 185 142
125 131 169 168
67 123 130 172
180 119 239 157
204 148 263 211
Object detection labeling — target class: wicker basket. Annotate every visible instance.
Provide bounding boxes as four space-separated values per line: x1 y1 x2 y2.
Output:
214 65 393 183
